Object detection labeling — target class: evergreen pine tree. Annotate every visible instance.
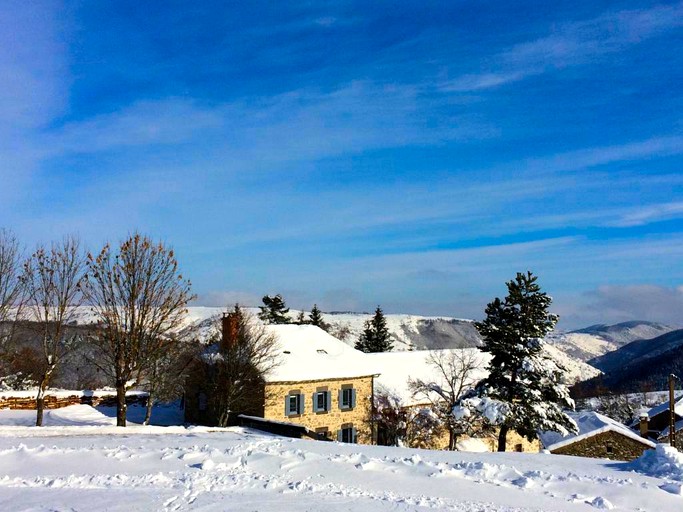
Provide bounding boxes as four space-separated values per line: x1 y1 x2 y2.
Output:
258 294 291 324
474 271 577 451
308 304 330 331
295 310 306 325
355 306 393 353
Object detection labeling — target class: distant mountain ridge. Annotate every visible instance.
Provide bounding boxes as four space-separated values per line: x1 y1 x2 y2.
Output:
589 328 683 374
546 321 677 363
574 321 676 346
574 328 683 396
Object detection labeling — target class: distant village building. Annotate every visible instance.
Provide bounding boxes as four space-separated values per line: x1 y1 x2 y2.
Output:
638 395 683 433
540 411 655 461
636 395 683 450
185 324 379 444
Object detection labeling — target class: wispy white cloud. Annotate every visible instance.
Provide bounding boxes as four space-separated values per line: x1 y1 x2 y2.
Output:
611 201 683 227
47 99 224 153
520 135 683 173
440 2 683 92
41 82 496 160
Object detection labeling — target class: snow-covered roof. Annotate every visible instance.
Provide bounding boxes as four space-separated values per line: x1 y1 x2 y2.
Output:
645 395 683 420
264 325 380 383
539 411 656 452
658 418 683 439
365 349 490 406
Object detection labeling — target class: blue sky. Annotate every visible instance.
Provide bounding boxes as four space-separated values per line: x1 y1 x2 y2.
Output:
1 1 682 328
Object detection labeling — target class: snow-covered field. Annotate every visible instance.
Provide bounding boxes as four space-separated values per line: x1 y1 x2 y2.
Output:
0 405 681 511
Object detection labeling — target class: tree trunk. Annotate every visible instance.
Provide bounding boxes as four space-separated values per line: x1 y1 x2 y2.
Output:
143 392 154 426
116 379 127 427
35 369 53 427
497 425 509 452
35 384 46 427
448 429 456 451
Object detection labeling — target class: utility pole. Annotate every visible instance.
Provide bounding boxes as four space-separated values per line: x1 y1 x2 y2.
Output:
669 374 678 447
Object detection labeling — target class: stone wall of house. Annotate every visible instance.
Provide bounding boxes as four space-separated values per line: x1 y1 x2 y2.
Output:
0 392 148 410
551 430 653 461
264 376 374 444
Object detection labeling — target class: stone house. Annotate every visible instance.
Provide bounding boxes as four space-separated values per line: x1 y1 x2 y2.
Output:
539 411 655 461
185 323 379 444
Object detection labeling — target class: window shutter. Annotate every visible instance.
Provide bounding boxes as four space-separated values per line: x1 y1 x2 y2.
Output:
326 391 332 411
352 427 357 444
351 389 357 409
312 393 318 413
338 389 344 409
284 396 289 417
337 429 343 442
299 394 305 415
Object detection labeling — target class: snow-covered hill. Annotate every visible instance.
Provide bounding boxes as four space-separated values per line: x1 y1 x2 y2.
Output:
574 321 676 346
0 404 680 511
546 321 677 363
60 306 598 383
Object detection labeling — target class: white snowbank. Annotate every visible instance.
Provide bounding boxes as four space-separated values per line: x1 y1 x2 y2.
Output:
628 444 683 481
0 404 679 511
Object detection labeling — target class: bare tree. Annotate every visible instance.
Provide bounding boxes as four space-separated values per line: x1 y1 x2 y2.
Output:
409 349 486 450
84 233 194 427
194 305 279 427
0 229 24 375
21 236 86 426
140 333 200 425
374 389 443 449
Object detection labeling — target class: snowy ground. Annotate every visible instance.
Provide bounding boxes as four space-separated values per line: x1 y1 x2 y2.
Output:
0 406 681 511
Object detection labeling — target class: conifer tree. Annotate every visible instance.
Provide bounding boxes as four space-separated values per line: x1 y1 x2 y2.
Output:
295 311 306 325
258 294 291 324
355 306 393 353
474 271 577 451
308 304 330 331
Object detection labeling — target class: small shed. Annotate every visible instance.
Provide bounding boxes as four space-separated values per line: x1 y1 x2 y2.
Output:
540 411 655 461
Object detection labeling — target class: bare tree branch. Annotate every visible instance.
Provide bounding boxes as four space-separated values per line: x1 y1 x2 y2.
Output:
409 349 487 450
84 233 195 427
21 235 86 426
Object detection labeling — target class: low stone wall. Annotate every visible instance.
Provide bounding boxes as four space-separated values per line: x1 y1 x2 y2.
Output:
0 392 148 410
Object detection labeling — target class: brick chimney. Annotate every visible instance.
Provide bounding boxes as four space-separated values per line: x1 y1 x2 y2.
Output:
639 413 649 438
220 312 240 351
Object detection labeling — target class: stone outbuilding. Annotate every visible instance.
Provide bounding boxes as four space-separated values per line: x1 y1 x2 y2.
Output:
540 411 655 461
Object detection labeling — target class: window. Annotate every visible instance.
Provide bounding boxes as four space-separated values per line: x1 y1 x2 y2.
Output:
285 393 303 416
315 427 330 440
514 443 523 452
338 425 357 443
606 442 613 454
313 391 331 412
339 387 356 410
